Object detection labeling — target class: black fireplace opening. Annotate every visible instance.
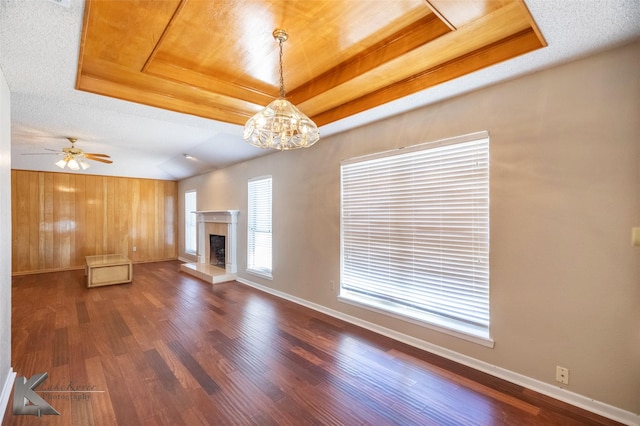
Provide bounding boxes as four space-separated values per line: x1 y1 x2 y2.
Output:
209 234 226 269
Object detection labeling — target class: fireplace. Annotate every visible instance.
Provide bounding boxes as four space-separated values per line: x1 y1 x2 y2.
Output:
180 210 239 284
209 234 225 268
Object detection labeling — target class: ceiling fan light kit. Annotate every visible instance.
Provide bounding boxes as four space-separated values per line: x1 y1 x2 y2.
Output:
242 29 320 151
56 156 90 171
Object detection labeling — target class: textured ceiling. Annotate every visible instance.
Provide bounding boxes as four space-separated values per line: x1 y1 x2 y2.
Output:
1 0 639 180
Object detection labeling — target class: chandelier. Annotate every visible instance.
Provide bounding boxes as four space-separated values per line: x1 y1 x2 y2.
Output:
242 29 320 150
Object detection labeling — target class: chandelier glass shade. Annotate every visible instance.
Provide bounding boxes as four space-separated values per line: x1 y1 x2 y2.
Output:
242 29 320 150
242 98 320 150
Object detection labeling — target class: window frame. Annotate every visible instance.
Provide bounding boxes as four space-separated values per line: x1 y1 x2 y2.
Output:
247 175 273 279
184 190 197 255
339 131 493 347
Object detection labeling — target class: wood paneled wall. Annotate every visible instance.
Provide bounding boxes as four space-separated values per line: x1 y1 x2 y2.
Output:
11 170 178 274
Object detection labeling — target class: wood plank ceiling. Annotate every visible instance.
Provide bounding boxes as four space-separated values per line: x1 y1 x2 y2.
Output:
76 0 545 128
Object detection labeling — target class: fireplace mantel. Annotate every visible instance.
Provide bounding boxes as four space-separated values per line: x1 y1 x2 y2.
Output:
180 210 239 284
196 210 239 225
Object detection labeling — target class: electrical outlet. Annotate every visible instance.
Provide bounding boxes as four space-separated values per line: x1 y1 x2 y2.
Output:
556 366 569 385
633 227 640 246
132 246 137 252
330 280 335 290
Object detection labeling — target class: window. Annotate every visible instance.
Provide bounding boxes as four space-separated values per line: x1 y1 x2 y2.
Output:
184 191 197 254
247 176 272 278
340 132 491 344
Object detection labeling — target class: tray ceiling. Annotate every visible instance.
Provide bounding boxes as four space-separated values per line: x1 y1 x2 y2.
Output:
76 0 546 128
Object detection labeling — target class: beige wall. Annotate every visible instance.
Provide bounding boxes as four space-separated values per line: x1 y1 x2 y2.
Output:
179 41 640 413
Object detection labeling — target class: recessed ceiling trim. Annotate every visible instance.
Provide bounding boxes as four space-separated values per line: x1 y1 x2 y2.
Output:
144 60 277 107
76 0 546 127
141 0 186 73
297 1 539 119
288 14 451 105
310 28 544 127
78 58 255 123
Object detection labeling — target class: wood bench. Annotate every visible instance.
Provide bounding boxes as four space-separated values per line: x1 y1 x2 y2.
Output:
85 254 132 288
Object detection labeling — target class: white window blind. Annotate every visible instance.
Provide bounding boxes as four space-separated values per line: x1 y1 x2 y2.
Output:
184 191 197 254
340 132 490 341
248 176 272 278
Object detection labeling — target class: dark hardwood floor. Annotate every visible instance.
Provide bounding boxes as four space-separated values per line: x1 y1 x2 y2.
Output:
4 261 621 425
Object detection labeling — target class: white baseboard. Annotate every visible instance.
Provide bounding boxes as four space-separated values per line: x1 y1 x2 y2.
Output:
236 277 640 426
0 368 16 424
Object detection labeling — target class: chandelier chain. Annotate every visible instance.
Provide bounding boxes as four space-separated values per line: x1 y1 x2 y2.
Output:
242 28 320 150
278 37 285 98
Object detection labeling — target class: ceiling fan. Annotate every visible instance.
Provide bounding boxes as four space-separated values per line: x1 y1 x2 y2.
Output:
23 137 113 170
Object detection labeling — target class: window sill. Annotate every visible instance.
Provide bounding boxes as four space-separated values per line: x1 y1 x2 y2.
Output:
246 269 272 280
338 293 494 348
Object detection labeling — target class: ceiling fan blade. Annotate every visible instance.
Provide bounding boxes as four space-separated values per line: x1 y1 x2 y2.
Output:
45 148 60 152
21 152 62 155
84 152 111 158
85 156 113 164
